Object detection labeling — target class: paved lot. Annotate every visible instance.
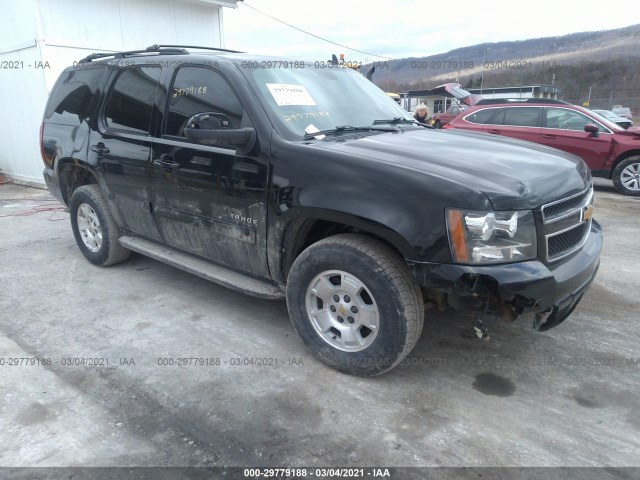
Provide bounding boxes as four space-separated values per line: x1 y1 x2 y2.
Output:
0 179 639 471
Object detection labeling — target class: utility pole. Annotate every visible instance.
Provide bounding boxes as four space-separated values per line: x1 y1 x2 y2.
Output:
480 49 486 94
519 67 524 98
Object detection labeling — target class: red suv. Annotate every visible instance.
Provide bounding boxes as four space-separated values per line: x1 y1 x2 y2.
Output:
439 86 640 196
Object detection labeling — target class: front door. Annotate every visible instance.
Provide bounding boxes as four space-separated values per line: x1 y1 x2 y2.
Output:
150 65 269 277
541 107 613 170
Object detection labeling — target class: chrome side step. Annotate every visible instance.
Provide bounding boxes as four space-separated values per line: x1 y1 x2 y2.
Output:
119 236 284 300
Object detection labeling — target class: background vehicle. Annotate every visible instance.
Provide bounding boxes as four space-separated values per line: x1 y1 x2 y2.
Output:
612 105 633 120
593 109 633 129
386 92 402 104
41 46 601 375
446 98 640 196
432 104 467 129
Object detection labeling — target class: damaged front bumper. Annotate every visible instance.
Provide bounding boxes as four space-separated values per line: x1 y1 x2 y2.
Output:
407 221 602 332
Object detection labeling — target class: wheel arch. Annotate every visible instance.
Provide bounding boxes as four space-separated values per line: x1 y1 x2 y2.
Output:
57 159 99 205
609 150 640 179
273 208 416 286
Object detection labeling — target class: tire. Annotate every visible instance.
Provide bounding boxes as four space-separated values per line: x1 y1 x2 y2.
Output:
69 184 130 266
612 156 640 196
286 234 424 376
434 120 442 129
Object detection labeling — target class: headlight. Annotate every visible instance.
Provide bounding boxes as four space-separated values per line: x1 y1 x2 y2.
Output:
446 208 537 264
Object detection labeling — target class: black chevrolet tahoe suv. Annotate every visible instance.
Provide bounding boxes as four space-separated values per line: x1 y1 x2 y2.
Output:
41 46 602 375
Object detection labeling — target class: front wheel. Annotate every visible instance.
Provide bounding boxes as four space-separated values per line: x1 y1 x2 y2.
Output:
69 184 131 266
286 234 424 376
612 156 640 196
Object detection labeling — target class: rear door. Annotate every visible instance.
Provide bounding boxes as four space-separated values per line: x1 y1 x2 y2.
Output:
149 65 270 276
90 65 164 242
540 107 613 170
480 106 542 144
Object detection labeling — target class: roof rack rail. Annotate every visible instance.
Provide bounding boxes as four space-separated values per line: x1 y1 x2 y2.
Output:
146 44 244 53
78 46 189 63
475 98 569 105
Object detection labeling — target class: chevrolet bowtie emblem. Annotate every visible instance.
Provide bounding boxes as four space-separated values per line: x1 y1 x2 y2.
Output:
583 204 593 222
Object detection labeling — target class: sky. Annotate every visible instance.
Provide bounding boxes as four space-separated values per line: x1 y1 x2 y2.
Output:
223 0 640 63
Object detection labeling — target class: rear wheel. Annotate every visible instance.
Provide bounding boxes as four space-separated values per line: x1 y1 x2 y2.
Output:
69 185 130 266
612 156 640 196
286 234 424 376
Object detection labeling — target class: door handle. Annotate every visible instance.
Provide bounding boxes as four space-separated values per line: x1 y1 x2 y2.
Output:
153 155 179 172
90 143 110 155
487 129 501 135
542 134 557 139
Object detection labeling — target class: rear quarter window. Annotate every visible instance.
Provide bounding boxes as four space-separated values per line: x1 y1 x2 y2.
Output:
464 108 499 124
45 66 107 125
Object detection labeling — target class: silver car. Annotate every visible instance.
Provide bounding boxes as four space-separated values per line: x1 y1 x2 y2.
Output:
593 109 633 129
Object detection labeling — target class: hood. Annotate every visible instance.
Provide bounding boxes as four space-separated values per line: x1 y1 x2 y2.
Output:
313 129 591 210
594 110 630 123
431 83 483 106
619 126 640 135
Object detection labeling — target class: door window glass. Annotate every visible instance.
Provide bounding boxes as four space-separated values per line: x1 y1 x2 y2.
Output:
104 66 161 134
502 107 540 127
165 66 243 141
546 108 606 132
486 107 540 127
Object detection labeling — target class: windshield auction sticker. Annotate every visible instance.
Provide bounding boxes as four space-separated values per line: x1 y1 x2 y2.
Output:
266 84 317 106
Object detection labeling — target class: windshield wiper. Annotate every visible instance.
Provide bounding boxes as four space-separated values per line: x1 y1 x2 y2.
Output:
303 125 398 140
373 117 434 128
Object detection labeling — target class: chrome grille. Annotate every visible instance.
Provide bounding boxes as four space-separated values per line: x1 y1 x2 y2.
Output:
547 223 589 259
541 184 593 262
542 186 592 222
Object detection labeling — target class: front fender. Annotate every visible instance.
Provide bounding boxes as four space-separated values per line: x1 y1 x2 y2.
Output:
267 206 415 286
266 135 493 284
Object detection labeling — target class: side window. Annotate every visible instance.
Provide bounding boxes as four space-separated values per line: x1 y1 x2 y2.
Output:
501 107 540 127
45 67 107 125
486 109 506 125
465 108 499 124
104 66 161 134
165 66 243 141
546 108 605 132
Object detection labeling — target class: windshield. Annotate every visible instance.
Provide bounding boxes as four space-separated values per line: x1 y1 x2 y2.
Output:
594 110 616 119
242 64 415 140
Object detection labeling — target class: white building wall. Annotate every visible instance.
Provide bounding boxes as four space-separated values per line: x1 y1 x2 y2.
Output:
0 47 50 185
0 1 48 186
0 0 232 186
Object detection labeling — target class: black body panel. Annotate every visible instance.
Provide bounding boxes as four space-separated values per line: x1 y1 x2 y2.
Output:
41 52 602 328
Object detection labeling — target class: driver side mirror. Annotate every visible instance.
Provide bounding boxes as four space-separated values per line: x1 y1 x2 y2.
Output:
184 112 256 153
584 124 599 137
